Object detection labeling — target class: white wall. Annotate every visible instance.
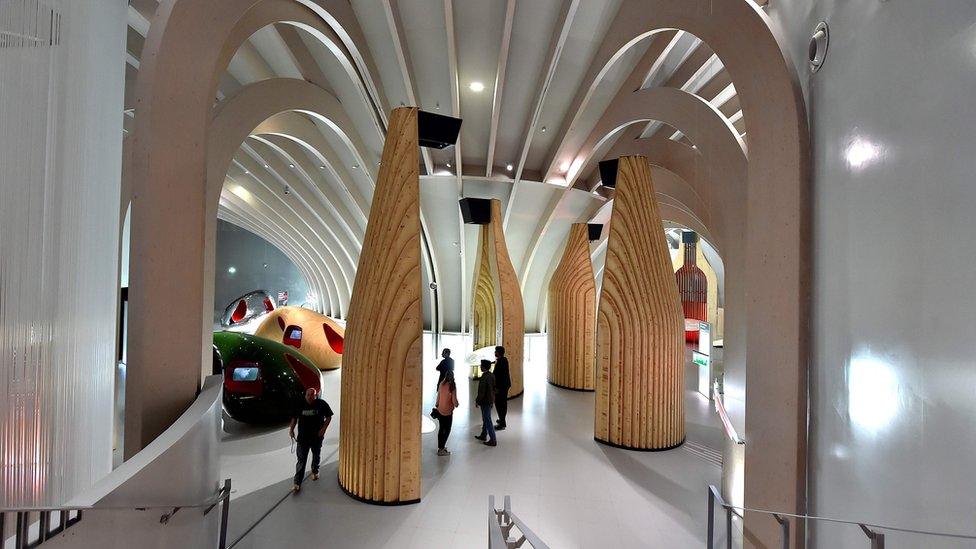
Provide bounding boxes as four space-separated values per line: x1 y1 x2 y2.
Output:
768 2 976 546
0 0 126 506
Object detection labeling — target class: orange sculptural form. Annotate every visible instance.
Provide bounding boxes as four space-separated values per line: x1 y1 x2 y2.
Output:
254 306 344 371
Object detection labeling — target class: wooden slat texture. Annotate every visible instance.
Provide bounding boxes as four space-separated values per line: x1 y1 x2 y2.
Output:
547 223 596 390
594 156 685 450
338 107 422 504
472 224 499 350
470 199 525 398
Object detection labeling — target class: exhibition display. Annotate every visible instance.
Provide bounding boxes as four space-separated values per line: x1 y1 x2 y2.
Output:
214 330 322 424
220 290 275 329
674 231 708 343
254 306 345 370
547 223 597 391
465 198 525 398
594 156 685 451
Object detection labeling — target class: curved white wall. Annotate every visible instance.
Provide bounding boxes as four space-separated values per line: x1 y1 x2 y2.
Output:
770 1 976 546
0 0 125 506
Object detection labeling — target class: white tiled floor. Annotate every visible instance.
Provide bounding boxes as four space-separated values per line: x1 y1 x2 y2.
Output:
221 334 724 548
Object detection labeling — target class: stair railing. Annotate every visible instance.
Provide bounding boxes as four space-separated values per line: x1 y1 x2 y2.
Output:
707 484 976 548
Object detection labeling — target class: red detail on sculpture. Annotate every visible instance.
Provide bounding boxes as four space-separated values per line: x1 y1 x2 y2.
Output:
283 325 303 348
277 316 285 330
324 323 344 355
263 297 274 312
285 352 320 392
230 300 247 323
675 231 707 343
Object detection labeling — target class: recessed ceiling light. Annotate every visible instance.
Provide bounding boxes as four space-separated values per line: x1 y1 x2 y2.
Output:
244 170 250 175
289 163 295 168
446 162 452 168
263 164 269 168
227 266 237 274
506 164 513 172
541 126 547 133
319 165 326 169
352 164 359 170
469 81 485 92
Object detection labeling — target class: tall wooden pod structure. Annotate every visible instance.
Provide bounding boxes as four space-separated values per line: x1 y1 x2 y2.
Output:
547 223 597 391
338 107 460 504
463 198 525 398
594 156 685 450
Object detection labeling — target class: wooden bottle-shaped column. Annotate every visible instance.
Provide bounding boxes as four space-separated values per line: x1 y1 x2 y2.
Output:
547 223 597 391
594 156 685 450
339 107 423 504
675 231 708 343
468 198 525 398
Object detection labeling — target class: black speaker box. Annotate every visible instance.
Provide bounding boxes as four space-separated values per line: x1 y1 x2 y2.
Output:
587 224 603 241
418 110 462 149
682 230 699 244
598 158 619 188
459 198 492 224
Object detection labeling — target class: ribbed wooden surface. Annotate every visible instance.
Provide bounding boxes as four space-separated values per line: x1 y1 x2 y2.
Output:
489 199 525 398
594 156 685 450
547 223 596 390
338 108 422 503
472 224 499 350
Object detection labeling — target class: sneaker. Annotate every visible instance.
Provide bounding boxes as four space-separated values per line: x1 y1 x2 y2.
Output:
474 434 487 441
484 440 497 447
437 448 450 456
292 484 301 493
311 472 319 481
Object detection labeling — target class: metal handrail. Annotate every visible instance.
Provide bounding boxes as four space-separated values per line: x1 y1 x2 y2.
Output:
488 495 550 549
707 485 976 548
1 479 231 549
712 383 744 445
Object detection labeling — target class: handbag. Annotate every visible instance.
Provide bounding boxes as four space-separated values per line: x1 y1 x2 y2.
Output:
429 407 441 419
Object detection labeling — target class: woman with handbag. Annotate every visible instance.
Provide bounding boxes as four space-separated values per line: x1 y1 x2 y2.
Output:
433 370 460 456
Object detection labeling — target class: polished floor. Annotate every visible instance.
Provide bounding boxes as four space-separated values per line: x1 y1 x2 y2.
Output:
221 334 724 548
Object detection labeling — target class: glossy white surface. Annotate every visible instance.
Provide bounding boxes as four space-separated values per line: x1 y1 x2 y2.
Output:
221 334 724 548
768 2 976 546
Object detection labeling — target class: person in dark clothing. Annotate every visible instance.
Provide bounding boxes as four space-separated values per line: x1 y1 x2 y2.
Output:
493 346 511 430
435 348 455 386
289 388 333 492
474 360 497 446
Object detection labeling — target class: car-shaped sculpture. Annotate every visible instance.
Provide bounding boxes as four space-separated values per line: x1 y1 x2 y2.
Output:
219 290 275 331
214 330 321 424
254 306 344 371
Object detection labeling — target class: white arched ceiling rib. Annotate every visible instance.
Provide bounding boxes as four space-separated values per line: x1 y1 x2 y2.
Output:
225 160 350 314
237 143 360 301
220 177 336 316
250 132 365 247
518 85 746 303
229 152 354 312
217 205 330 315
219 195 335 315
243 137 361 262
254 112 369 226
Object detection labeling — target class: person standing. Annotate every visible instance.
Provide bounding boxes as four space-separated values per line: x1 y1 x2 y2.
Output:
289 387 333 492
474 360 497 446
435 348 455 386
434 371 460 455
493 346 511 431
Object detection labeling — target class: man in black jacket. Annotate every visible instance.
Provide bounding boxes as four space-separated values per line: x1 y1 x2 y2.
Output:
493 346 511 430
289 388 333 492
435 348 454 386
474 360 497 446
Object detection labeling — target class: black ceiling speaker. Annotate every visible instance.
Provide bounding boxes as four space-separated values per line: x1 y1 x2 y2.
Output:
682 230 699 244
458 198 492 224
598 158 619 188
587 224 603 241
418 110 462 149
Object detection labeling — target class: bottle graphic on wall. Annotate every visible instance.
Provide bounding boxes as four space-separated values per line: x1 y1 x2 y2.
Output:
674 231 707 343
